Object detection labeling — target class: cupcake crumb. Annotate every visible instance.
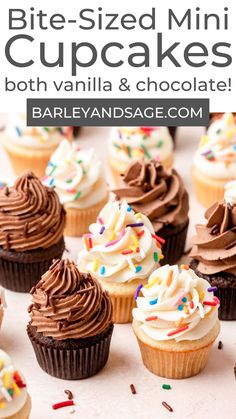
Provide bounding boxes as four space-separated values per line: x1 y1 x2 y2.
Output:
64 389 73 400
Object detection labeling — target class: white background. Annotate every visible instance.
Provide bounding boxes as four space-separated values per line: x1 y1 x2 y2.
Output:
0 123 235 419
0 0 235 112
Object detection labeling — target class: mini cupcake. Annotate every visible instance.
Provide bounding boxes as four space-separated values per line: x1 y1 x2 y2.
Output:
0 349 31 418
108 126 174 185
192 113 236 207
0 171 65 292
44 140 108 236
78 200 163 323
1 113 73 177
132 264 220 379
113 159 189 265
27 259 113 379
190 194 236 320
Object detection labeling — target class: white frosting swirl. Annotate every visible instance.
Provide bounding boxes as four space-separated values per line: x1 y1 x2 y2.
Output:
78 200 162 283
133 265 219 342
0 350 27 418
6 113 71 149
108 126 173 167
194 113 236 179
44 140 107 209
224 179 236 205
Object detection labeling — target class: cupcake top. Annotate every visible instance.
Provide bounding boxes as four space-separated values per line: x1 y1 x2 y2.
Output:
190 200 236 275
44 140 107 209
29 259 112 339
194 113 236 179
113 159 189 231
78 200 163 283
0 171 65 252
133 264 219 342
108 126 173 166
6 113 73 149
0 349 28 418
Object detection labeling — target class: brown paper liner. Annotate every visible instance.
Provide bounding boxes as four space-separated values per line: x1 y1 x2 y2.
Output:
2 140 58 178
27 324 113 380
136 338 214 379
192 166 229 208
158 219 189 266
0 238 65 293
190 259 236 320
65 195 108 237
8 394 31 419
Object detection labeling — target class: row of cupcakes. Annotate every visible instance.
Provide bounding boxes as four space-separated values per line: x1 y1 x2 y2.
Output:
0 158 236 321
2 113 236 210
0 259 220 418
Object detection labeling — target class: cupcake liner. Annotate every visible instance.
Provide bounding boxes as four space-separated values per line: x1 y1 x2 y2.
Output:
27 324 113 380
213 286 236 320
2 139 57 178
65 196 108 237
12 394 31 419
190 259 236 320
99 277 148 324
109 294 136 324
0 239 65 293
192 166 228 207
158 219 189 266
136 337 214 379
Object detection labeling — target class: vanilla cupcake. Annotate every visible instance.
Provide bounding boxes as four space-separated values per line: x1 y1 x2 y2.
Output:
132 264 220 379
2 113 73 177
192 113 236 207
0 349 31 418
108 127 174 185
78 200 163 323
44 139 108 236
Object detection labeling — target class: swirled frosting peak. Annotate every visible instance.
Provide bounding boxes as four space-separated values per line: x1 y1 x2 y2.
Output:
113 159 189 231
108 126 173 165
190 201 236 275
78 200 162 283
0 171 65 251
133 265 219 342
0 350 28 419
44 140 107 209
29 259 113 339
194 113 236 179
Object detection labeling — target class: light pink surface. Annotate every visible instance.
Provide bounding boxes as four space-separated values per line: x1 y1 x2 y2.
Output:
0 125 235 419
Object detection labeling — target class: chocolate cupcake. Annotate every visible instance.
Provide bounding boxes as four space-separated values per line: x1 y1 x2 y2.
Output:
113 159 189 265
27 259 113 379
190 201 236 320
0 171 65 292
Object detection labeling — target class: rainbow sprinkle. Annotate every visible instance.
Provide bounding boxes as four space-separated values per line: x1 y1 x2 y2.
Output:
73 191 81 200
167 325 189 337
149 298 158 305
134 284 143 300
100 266 106 275
153 252 158 262
145 316 158 321
135 265 142 274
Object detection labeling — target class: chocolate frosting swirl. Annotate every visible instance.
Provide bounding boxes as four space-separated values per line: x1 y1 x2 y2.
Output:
29 259 113 339
190 201 236 275
113 159 189 230
0 171 65 251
